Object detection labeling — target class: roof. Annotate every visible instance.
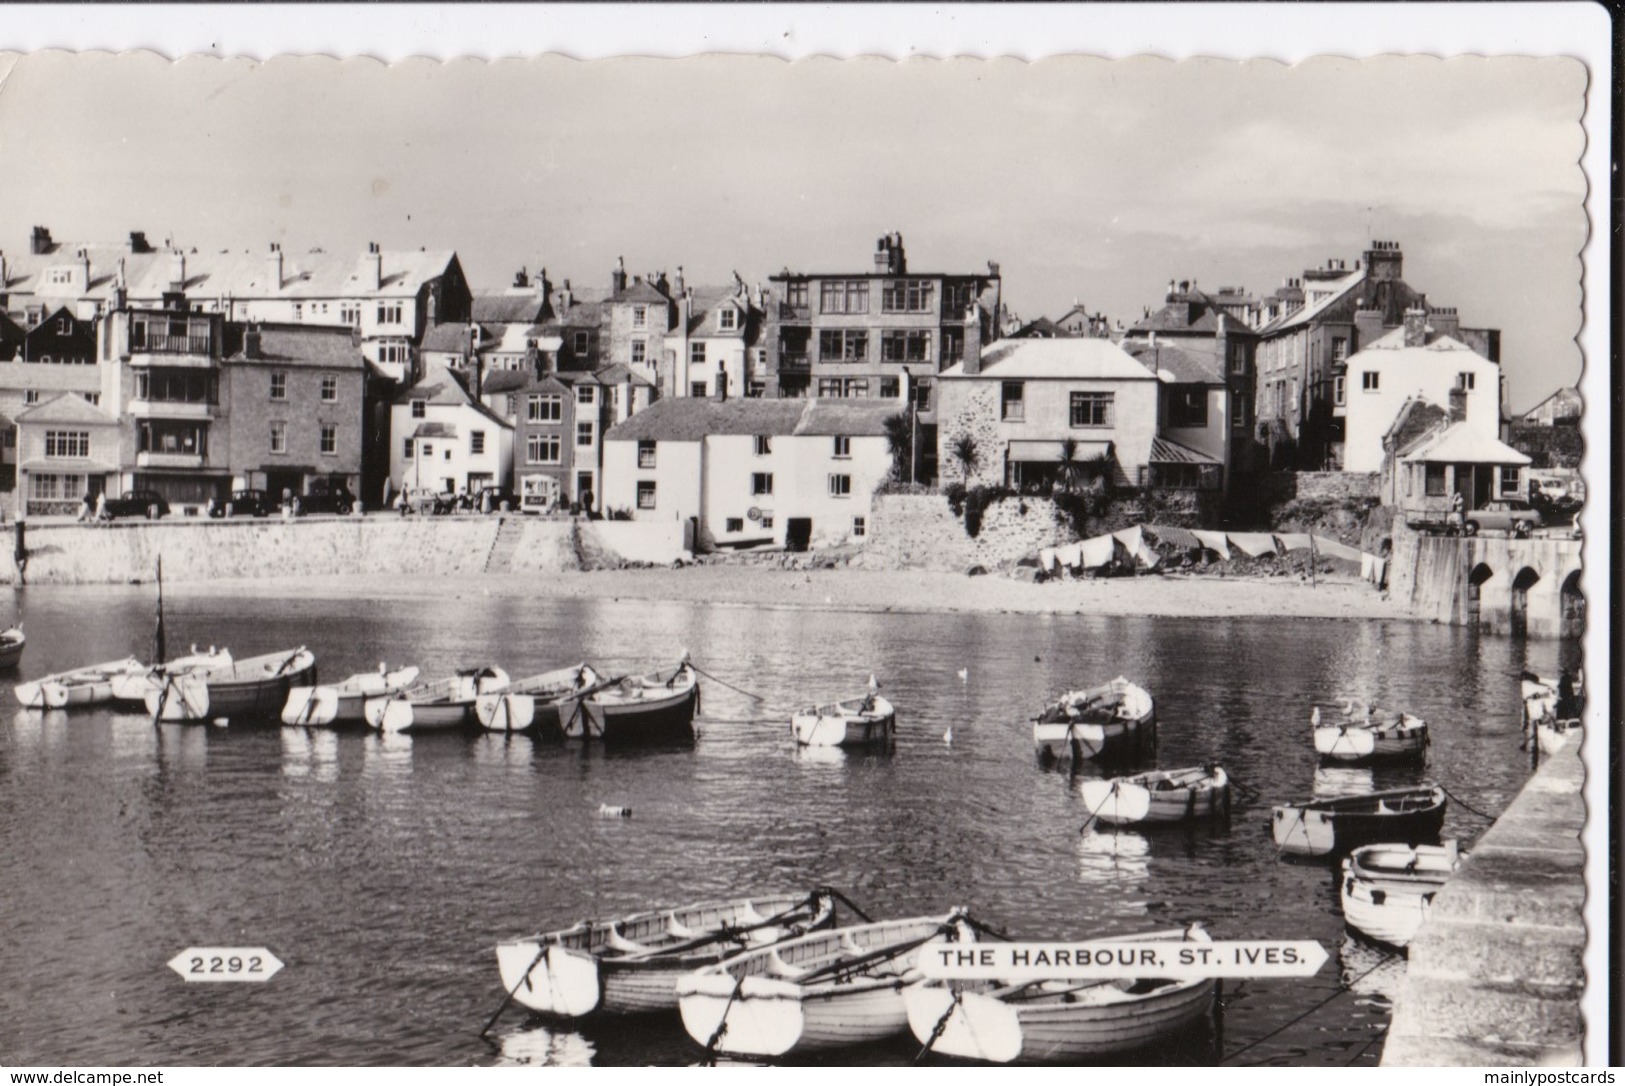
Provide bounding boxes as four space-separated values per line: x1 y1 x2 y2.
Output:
941 338 1154 381
223 325 362 369
1517 385 1582 418
420 323 473 354
1402 421 1531 465
471 292 549 324
479 369 532 394
1256 268 1365 335
683 288 755 338
14 392 116 425
1121 340 1223 384
410 421 458 440
605 396 898 443
1383 396 1451 449
1358 328 1483 356
1148 436 1223 465
592 363 656 389
612 280 672 306
394 362 512 428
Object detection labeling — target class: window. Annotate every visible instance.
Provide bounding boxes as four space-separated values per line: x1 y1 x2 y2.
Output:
30 473 85 501
422 443 434 459
630 339 647 365
1424 463 1448 497
882 280 934 313
637 480 656 510
691 382 708 398
1362 371 1380 392
411 399 427 418
24 391 39 405
833 435 851 458
852 516 867 538
751 473 774 496
881 330 932 363
270 422 287 454
470 430 486 455
527 433 562 464
1169 387 1207 428
690 342 707 365
1001 381 1025 421
292 303 303 320
1070 391 1113 427
818 330 868 362
1456 372 1476 391
754 435 772 456
57 317 70 334
637 440 656 468
828 473 852 498
376 342 410 366
942 282 973 317
942 328 965 364
81 393 100 406
818 378 870 398
1146 462 1220 490
880 377 900 398
529 395 562 422
1229 343 1247 375
577 386 595 405
819 279 869 314
632 305 648 330
783 282 808 311
340 305 359 326
761 513 775 530
403 438 414 460
321 375 338 402
44 430 90 458
1331 337 1348 362
572 331 592 357
725 517 745 533
376 302 403 325
718 307 739 332
320 424 337 456
270 372 287 400
1334 375 1347 406
912 378 933 412
576 422 594 447
1500 466 1521 495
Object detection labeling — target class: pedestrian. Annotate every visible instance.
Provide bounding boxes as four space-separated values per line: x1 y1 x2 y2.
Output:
77 492 92 523
1448 490 1464 534
94 491 109 524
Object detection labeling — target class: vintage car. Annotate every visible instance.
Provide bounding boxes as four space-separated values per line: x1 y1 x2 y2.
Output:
1464 498 1543 537
396 486 457 516
289 478 356 516
208 489 279 518
103 490 171 520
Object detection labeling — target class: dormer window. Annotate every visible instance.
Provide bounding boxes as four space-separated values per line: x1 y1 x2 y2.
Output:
718 307 739 332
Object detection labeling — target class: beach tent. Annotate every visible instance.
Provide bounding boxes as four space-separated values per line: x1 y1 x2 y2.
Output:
1191 529 1231 559
1227 532 1279 558
1113 526 1160 568
1313 537 1364 563
1078 533 1117 569
1274 532 1314 553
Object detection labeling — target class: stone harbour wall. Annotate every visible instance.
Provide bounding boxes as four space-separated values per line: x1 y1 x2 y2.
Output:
857 493 1074 571
1259 470 1381 503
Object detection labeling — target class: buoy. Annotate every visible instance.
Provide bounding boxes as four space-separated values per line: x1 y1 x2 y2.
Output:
598 804 632 819
211 717 229 728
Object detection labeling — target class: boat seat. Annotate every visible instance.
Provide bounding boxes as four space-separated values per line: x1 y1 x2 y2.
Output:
604 926 657 955
667 914 696 938
764 950 807 979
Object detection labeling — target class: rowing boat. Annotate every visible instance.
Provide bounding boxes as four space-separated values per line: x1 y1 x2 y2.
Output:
363 667 510 733
1340 841 1461 950
904 926 1215 1063
1078 765 1230 827
1312 704 1427 765
791 680 895 748
494 891 837 1019
15 656 144 710
146 648 317 721
0 626 25 671
1033 677 1155 764
561 658 698 744
676 911 973 1059
1521 672 1583 755
1271 783 1447 859
281 665 421 726
473 663 602 734
109 646 234 705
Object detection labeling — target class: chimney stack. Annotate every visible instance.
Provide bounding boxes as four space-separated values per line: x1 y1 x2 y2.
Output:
364 242 382 291
267 243 284 289
169 249 187 291
1364 239 1403 282
128 231 152 254
244 323 263 360
1448 385 1467 423
29 226 52 255
714 361 728 402
674 265 685 295
1354 306 1384 348
611 256 626 294
0 251 7 289
1402 306 1427 347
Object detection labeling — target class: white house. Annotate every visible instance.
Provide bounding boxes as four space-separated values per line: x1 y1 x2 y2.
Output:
1339 328 1501 473
387 362 513 496
603 397 895 550
664 284 763 401
13 393 121 516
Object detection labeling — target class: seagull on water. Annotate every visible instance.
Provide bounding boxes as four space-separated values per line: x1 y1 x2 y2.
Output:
943 725 953 744
957 667 969 682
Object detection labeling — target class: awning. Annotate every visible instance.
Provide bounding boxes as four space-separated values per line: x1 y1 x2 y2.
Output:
1145 524 1201 550
1148 436 1223 465
19 457 119 473
1006 439 1112 463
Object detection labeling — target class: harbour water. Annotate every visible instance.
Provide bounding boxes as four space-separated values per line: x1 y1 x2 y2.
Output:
0 582 1577 1067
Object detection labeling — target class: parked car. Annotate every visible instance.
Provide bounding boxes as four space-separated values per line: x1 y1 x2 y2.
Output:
476 485 520 514
103 490 170 520
208 489 279 518
289 478 356 516
396 486 456 516
1464 498 1543 537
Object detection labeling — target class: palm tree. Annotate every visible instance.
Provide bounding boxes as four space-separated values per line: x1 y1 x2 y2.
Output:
951 434 980 481
1058 436 1082 493
882 413 913 484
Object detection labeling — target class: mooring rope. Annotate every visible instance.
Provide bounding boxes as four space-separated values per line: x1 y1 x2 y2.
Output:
686 662 767 702
818 886 874 925
1437 782 1500 822
478 941 548 1038
1078 779 1120 835
700 972 749 1065
913 988 963 1063
1220 948 1399 1064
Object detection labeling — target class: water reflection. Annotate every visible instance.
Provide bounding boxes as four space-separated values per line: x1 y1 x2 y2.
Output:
792 744 848 769
1312 766 1375 800
1076 826 1151 887
362 731 413 777
470 731 535 770
155 722 208 770
1339 933 1407 1007
282 727 340 782
109 712 159 763
493 1022 596 1067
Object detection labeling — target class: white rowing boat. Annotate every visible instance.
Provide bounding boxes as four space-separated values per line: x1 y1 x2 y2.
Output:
1032 677 1155 764
474 663 601 733
494 891 837 1019
146 648 317 721
676 911 973 1059
0 626 24 671
791 679 895 748
561 658 698 744
281 665 421 726
1078 765 1230 827
109 646 234 705
905 925 1216 1063
15 656 145 710
1312 703 1427 765
1340 841 1461 949
363 667 510 733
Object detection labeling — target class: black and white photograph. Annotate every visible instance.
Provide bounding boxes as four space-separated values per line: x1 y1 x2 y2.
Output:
0 4 1612 1073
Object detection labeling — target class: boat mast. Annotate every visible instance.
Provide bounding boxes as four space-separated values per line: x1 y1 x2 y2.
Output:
152 556 166 666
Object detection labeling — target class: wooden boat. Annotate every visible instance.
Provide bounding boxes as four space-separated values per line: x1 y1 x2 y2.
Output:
1340 841 1461 950
904 925 1216 1063
281 665 421 726
792 679 895 748
676 911 974 1059
1534 717 1580 756
1078 765 1230 827
1312 704 1428 765
494 891 837 1019
146 647 317 721
109 646 234 705
1522 672 1583 755
473 663 602 733
561 658 698 744
15 656 145 710
1033 677 1155 763
0 626 25 671
1271 783 1447 858
363 666 509 733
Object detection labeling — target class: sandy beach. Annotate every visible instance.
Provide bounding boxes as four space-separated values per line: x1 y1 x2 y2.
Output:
176 566 1415 623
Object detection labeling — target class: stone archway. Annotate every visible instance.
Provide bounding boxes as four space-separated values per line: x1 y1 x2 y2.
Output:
1559 569 1585 639
1510 567 1541 638
1467 562 1494 627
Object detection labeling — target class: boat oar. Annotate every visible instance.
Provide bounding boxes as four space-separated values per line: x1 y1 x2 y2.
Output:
619 894 827 961
819 885 874 925
272 647 307 678
794 925 952 987
478 941 549 1039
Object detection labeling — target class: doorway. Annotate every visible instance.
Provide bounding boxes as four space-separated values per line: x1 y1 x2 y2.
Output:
785 518 812 552
1510 567 1540 637
1467 563 1493 627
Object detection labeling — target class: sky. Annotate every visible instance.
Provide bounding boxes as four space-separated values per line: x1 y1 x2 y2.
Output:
0 49 1588 412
